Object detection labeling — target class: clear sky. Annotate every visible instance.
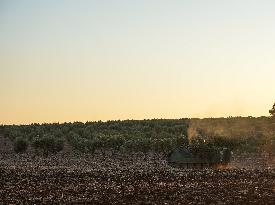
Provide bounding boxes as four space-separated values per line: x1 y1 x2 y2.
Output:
1 0 275 124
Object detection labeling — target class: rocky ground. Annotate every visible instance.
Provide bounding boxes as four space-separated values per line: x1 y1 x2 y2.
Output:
0 134 274 204
0 152 274 205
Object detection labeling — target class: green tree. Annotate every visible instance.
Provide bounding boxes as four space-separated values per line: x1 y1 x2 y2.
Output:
269 102 275 117
14 137 28 153
32 134 64 155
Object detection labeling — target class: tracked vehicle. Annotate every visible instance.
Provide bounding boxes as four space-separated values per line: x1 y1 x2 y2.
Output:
167 145 231 169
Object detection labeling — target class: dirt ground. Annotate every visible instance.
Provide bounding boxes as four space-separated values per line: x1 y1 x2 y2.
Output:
0 152 274 205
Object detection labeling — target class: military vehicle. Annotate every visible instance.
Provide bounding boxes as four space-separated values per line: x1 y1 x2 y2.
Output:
167 145 231 169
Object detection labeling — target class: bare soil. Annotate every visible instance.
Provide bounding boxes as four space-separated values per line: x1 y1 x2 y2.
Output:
0 153 274 205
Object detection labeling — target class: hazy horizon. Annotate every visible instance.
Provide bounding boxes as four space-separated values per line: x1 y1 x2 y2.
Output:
1 0 275 124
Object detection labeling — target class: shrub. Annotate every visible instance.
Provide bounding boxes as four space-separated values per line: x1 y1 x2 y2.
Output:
67 133 96 153
14 137 28 153
32 135 64 155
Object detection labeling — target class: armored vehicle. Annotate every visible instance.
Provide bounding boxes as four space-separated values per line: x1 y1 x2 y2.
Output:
167 145 231 168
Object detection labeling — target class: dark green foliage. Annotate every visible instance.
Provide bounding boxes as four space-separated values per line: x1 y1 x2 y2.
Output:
269 102 275 117
67 133 96 153
32 134 64 155
1 119 189 154
14 137 28 153
2 118 274 154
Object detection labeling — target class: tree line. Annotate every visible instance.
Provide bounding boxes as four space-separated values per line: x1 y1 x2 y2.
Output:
1 117 274 155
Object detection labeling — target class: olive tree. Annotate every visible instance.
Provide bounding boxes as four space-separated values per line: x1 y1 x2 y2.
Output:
269 102 275 117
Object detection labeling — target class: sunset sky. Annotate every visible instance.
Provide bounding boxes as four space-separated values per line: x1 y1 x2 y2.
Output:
1 0 275 124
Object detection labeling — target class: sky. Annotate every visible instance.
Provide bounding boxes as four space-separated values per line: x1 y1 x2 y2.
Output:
1 0 275 124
